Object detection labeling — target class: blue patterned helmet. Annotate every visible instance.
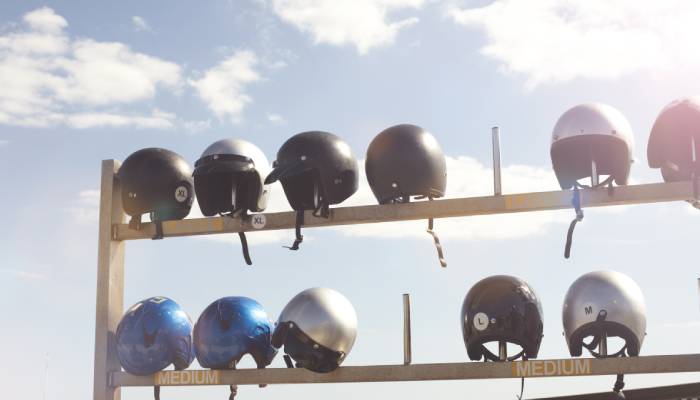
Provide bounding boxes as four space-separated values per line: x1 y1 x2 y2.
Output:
116 296 195 375
194 296 277 369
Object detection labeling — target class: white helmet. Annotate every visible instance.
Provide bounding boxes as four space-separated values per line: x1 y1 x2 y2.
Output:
563 271 646 358
551 103 635 189
272 288 357 373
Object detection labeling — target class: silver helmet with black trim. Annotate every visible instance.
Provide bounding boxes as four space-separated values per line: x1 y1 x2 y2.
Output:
272 287 357 373
562 270 646 357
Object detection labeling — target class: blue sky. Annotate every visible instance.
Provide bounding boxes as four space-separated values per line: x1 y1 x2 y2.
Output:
1 1 700 399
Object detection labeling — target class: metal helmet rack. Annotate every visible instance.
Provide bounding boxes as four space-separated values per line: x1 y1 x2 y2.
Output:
95 127 700 400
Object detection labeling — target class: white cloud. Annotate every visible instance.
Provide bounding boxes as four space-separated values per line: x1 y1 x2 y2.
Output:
131 16 151 32
0 8 182 128
338 156 569 240
182 119 212 134
269 0 426 54
0 140 8 147
189 50 261 124
446 0 700 88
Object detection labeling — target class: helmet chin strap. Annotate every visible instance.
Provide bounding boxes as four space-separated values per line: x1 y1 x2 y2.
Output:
581 310 627 399
564 174 615 259
426 197 447 268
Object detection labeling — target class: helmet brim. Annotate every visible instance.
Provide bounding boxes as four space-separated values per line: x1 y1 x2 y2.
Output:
264 162 311 185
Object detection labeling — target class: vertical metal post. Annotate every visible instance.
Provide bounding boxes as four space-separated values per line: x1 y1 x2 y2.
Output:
591 160 599 187
697 278 699 313
498 341 507 361
94 160 125 400
492 127 502 196
403 294 412 365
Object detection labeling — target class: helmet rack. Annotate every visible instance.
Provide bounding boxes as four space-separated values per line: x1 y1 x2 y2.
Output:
94 159 700 399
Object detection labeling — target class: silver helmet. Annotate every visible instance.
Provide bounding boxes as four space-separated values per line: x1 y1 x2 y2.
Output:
194 138 271 215
272 288 357 373
562 270 646 357
551 103 635 190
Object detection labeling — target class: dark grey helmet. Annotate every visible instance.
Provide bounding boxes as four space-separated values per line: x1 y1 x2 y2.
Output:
563 270 646 357
117 148 194 235
461 275 544 362
648 97 700 182
194 138 271 216
365 124 446 204
272 288 357 373
265 131 358 211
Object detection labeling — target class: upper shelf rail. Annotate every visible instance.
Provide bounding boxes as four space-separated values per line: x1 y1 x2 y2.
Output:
112 180 695 241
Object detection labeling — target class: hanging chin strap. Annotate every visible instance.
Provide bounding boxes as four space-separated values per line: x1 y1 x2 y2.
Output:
564 177 615 259
564 186 583 259
220 210 252 266
480 343 527 399
581 310 627 399
426 197 447 268
129 214 164 240
284 210 305 250
285 180 331 251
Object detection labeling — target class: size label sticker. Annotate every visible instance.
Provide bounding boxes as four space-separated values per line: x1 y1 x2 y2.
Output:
174 186 189 203
251 214 266 229
473 312 489 331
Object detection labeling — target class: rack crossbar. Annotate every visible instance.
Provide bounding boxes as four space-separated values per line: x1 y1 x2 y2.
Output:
111 354 700 387
112 180 694 241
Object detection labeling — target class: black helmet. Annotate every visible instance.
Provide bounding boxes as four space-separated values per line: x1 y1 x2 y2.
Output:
118 148 194 238
265 131 358 250
365 124 446 204
365 124 448 267
266 131 358 210
194 139 271 265
461 275 543 362
648 97 700 183
194 138 271 216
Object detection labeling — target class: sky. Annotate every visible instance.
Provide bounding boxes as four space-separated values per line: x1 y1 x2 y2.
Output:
1 0 700 399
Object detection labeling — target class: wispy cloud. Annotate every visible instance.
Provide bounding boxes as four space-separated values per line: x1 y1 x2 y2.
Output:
189 50 261 124
266 112 286 125
269 0 426 54
446 0 700 88
0 268 47 280
131 16 151 32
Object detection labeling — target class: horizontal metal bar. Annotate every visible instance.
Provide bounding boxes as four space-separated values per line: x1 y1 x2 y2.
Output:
111 354 700 387
113 181 694 241
531 381 700 400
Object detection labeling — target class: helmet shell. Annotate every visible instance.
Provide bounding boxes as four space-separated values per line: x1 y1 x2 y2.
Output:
562 270 646 357
265 131 358 210
194 139 271 215
365 124 446 204
118 148 194 221
272 288 357 372
194 296 277 369
648 97 700 182
550 103 634 189
116 296 195 375
461 275 543 361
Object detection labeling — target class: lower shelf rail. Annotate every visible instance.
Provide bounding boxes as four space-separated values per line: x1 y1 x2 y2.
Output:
111 354 700 387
